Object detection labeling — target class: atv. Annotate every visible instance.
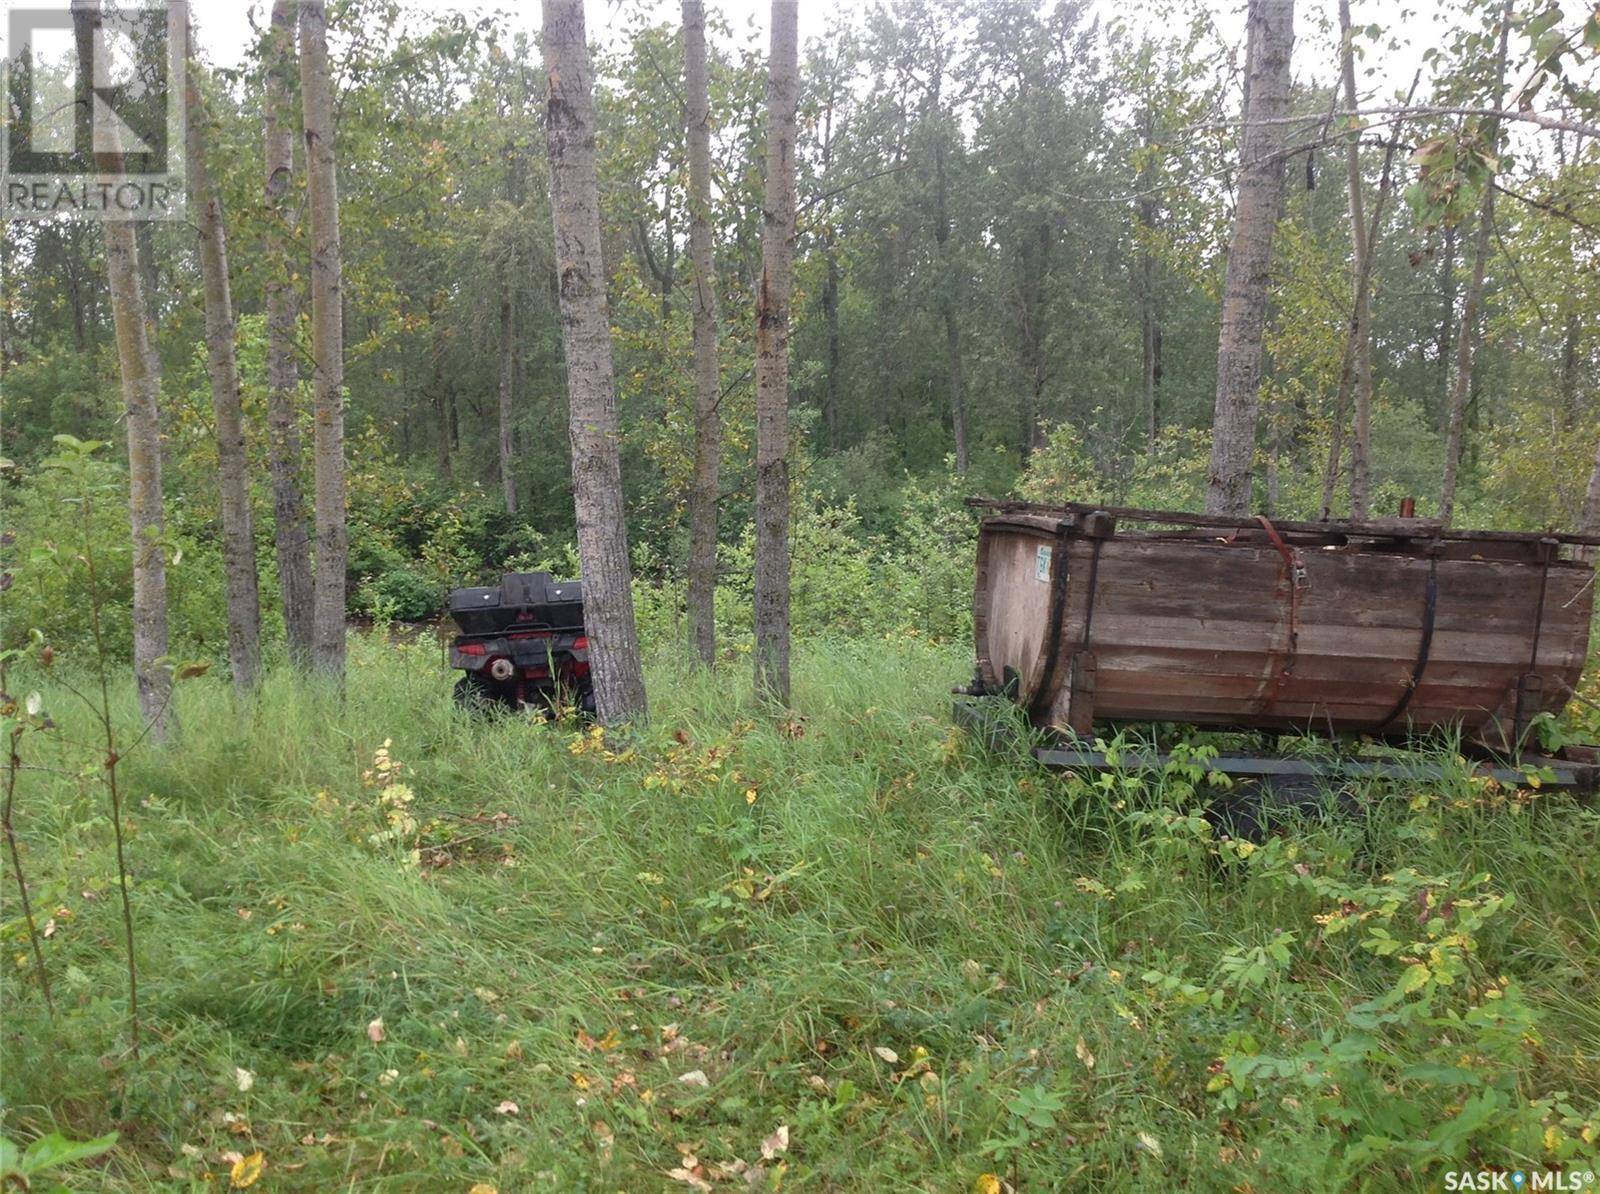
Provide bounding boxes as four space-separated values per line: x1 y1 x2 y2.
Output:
446 571 594 716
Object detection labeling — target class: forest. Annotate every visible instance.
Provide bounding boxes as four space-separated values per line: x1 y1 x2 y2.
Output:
2 0 1599 1188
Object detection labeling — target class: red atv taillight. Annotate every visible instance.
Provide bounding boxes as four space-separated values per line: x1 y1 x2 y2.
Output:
458 642 486 656
574 636 588 650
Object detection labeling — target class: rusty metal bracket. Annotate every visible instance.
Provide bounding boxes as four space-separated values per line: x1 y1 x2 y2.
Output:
1254 514 1307 716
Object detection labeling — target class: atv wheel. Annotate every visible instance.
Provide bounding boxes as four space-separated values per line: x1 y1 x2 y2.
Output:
453 673 509 712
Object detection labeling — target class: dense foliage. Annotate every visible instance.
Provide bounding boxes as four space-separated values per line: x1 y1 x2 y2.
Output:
4 0 1598 667
1 638 1597 1188
3 0 1600 1187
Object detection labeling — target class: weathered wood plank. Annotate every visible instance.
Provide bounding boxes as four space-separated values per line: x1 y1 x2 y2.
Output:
973 510 1594 739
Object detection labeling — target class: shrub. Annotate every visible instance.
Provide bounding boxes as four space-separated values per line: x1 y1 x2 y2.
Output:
0 444 228 663
355 566 442 622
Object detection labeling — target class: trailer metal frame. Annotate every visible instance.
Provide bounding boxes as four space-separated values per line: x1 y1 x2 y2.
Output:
952 696 1600 793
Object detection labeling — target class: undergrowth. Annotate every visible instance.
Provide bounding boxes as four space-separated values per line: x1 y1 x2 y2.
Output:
2 634 1598 1190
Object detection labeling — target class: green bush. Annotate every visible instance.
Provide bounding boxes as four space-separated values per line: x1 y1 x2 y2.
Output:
0 443 229 663
355 566 442 622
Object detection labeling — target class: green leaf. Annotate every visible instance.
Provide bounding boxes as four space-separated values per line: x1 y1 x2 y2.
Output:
1398 963 1431 994
20 1131 119 1175
1525 7 1562 40
0 1134 21 1177
1400 1063 1482 1086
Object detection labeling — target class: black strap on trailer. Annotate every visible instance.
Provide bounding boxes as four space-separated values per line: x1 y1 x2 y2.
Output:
1027 521 1077 721
1080 536 1105 648
1512 544 1556 747
1372 554 1439 735
1028 523 1105 724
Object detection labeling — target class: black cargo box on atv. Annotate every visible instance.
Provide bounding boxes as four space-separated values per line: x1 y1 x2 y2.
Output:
447 571 584 635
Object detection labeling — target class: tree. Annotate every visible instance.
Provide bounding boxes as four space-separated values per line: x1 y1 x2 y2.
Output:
1337 0 1374 519
754 0 798 706
186 37 261 695
542 0 649 725
922 6 969 473
684 0 721 667
71 0 173 739
495 44 529 517
1584 437 1600 539
1321 76 1412 520
1204 0 1295 517
1439 0 1512 524
262 0 313 666
299 0 347 676
1137 100 1160 453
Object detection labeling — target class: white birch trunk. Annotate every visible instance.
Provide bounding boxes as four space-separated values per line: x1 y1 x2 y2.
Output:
541 0 649 724
684 0 722 667
754 0 798 706
1204 0 1295 516
186 47 261 694
299 0 347 676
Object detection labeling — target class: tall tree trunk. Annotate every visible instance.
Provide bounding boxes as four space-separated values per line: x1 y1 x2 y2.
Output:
1139 247 1158 452
1434 223 1457 426
1583 435 1600 540
1439 189 1495 523
684 0 721 667
931 79 968 474
186 50 261 696
109 240 172 733
1017 226 1052 458
1137 105 1159 452
1440 0 1511 525
542 0 649 725
498 53 526 516
1560 310 1581 430
823 247 842 449
73 0 172 738
498 293 518 513
431 343 453 485
299 0 347 676
1205 0 1295 516
134 222 161 371
263 0 313 667
754 0 798 706
1320 84 1410 519
944 309 968 469
819 84 843 452
1337 0 1375 518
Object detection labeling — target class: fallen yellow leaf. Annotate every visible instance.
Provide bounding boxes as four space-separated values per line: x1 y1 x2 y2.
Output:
229 1151 265 1189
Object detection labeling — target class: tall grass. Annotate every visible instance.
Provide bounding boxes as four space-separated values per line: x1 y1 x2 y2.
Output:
2 633 1597 1190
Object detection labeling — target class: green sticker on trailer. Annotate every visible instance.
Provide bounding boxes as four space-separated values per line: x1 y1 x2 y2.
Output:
1036 544 1052 582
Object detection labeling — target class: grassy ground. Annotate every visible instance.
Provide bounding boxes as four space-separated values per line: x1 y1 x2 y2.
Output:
2 633 1598 1191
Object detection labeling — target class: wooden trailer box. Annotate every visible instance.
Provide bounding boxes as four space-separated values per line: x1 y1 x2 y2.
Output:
969 501 1597 750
